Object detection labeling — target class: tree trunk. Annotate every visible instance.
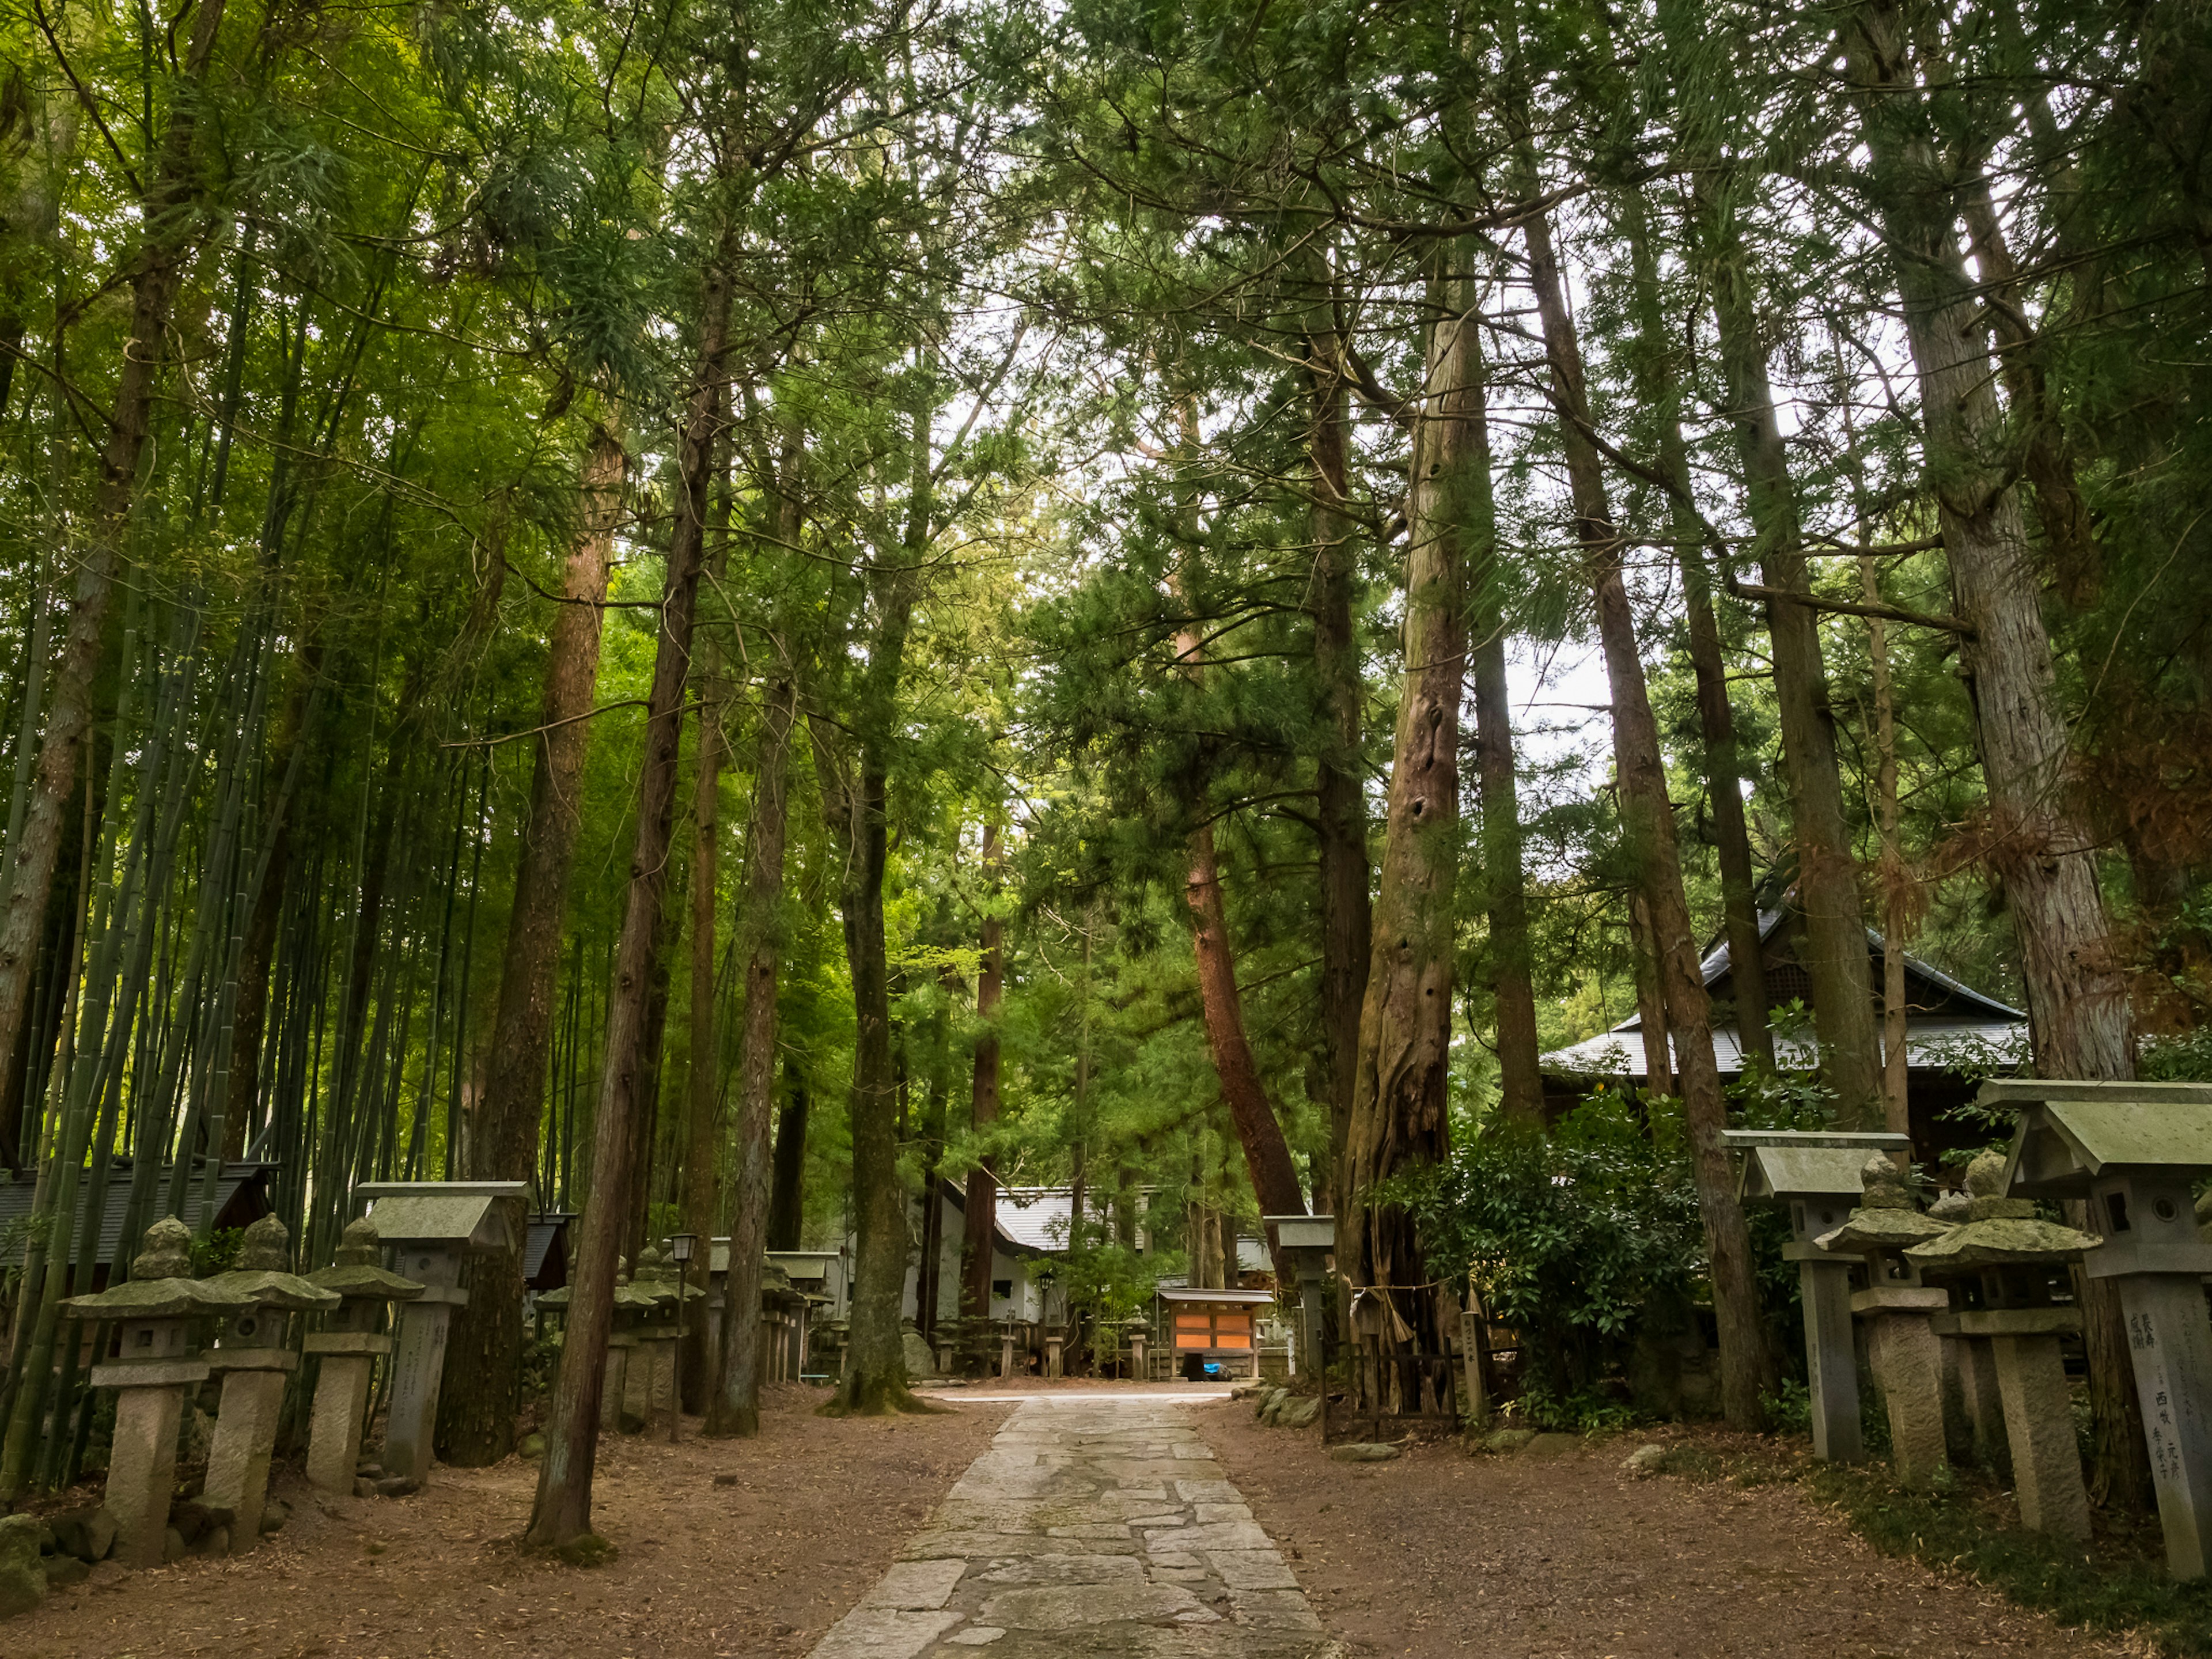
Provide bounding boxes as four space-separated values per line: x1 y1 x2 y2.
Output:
706 665 797 1436
1521 185 1772 1427
678 678 724 1414
827 384 932 1418
1861 556 1913 1134
1626 887 1675 1096
0 0 230 1096
960 823 1003 1335
440 421 624 1469
1341 252 1476 1350
1469 576 1544 1123
1184 820 1309 1243
1688 188 1878 1120
1307 321 1372 1207
767 1054 809 1251
1843 0 2139 1499
527 266 728 1546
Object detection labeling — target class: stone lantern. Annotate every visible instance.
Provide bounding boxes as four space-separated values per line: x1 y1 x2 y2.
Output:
1727 1131 1909 1463
198 1215 339 1544
353 1179 527 1482
63 1218 254 1567
1263 1214 1335 1389
302 1218 426 1494
539 1259 657 1431
627 1245 689 1425
1816 1154 1955 1489
1906 1150 2099 1540
1989 1077 2212 1577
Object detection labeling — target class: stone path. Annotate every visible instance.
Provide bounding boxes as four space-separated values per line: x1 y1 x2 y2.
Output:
809 1396 1335 1658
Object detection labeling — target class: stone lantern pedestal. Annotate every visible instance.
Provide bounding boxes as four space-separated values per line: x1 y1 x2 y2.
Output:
1044 1329 1065 1379
1908 1152 2098 1541
1817 1154 1956 1491
64 1219 253 1567
1726 1134 1906 1462
999 1323 1017 1380
200 1216 340 1545
1994 1078 2212 1576
304 1218 426 1494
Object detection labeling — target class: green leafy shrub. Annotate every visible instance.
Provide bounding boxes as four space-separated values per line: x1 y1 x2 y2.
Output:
1393 1093 1703 1395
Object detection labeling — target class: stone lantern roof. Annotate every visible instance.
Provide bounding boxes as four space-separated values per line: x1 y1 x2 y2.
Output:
1907 1152 2099 1270
63 1217 257 1320
200 1215 341 1313
1814 1154 1952 1255
307 1218 427 1302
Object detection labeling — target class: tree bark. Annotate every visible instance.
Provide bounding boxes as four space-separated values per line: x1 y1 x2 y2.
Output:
1861 556 1913 1134
706 665 796 1435
1184 820 1309 1240
0 0 230 1096
1341 253 1476 1350
1843 0 2139 1499
678 680 724 1414
1521 185 1772 1427
1469 571 1544 1123
1306 321 1372 1207
767 1054 809 1251
439 422 624 1469
960 823 1003 1334
527 263 728 1546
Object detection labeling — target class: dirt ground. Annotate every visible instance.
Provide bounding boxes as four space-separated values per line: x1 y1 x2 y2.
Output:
8 1384 1009 1659
1195 1402 2141 1659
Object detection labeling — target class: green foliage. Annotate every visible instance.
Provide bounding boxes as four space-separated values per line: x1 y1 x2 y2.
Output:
190 1228 245 1279
1394 1095 1703 1391
1511 1381 1642 1434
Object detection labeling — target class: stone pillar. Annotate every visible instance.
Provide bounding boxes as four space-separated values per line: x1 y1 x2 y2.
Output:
2116 1272 2212 1577
601 1334 635 1431
1854 1286 1949 1490
104 1376 195 1567
1000 1327 1016 1379
382 1250 464 1482
1986 1329 2091 1540
203 1354 294 1543
1797 1252 1862 1462
1130 1328 1147 1381
1949 1332 2010 1479
1458 1306 1491 1429
304 1339 383 1493
1045 1331 1064 1379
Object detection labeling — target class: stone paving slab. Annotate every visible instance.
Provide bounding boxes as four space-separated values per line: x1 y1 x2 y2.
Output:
809 1397 1337 1659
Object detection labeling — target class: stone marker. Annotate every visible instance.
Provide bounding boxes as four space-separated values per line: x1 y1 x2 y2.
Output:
199 1215 340 1545
354 1180 525 1481
302 1218 426 1494
1817 1154 1955 1490
63 1218 254 1567
1908 1151 2098 1540
1726 1129 1910 1462
1995 1078 2212 1577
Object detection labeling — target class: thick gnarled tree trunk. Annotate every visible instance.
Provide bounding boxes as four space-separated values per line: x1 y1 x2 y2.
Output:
1342 255 1478 1348
1843 0 2139 1500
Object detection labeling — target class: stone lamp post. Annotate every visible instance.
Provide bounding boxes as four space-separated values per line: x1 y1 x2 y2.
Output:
627 1245 687 1426
540 1260 657 1431
353 1180 527 1482
302 1218 426 1494
1816 1154 1956 1490
62 1218 254 1567
1725 1131 1909 1463
1905 1151 2100 1540
198 1215 340 1545
1988 1077 2212 1577
1263 1214 1335 1389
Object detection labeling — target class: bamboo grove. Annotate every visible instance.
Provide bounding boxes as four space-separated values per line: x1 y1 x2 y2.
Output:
0 0 2205 1543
